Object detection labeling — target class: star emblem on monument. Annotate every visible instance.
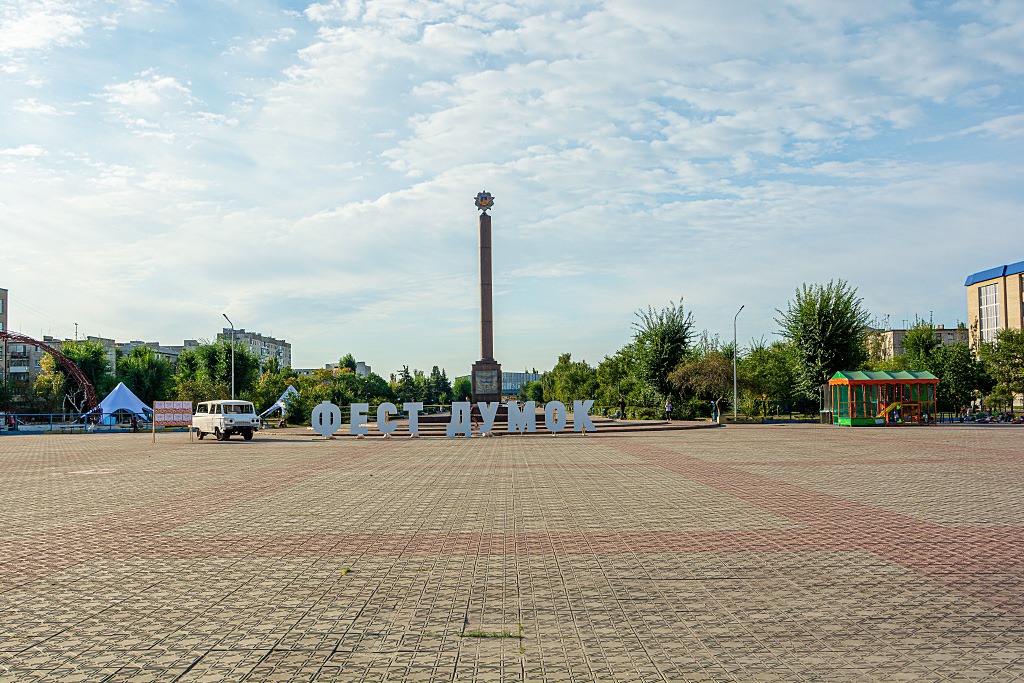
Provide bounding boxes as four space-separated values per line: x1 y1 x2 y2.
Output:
474 191 494 213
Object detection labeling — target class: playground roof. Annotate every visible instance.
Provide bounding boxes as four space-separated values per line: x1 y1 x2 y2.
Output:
830 370 938 383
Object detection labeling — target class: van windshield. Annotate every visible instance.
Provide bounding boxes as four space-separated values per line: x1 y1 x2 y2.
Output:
224 404 254 414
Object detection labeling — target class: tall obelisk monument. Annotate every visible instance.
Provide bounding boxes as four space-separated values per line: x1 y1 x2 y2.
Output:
471 191 502 404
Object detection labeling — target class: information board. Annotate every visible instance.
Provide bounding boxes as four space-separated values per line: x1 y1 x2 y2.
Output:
153 400 193 426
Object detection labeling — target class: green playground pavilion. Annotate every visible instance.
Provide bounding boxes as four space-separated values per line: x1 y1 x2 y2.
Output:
829 370 939 426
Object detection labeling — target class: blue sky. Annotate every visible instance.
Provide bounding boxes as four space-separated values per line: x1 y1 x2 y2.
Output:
2 0 1023 377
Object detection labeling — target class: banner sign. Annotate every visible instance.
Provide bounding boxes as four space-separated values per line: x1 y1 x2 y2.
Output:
153 400 193 426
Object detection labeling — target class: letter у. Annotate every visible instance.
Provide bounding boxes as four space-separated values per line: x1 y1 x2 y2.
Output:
545 401 567 433
350 403 370 436
478 401 500 434
403 402 424 436
446 402 472 438
573 400 596 432
507 401 536 433
377 402 398 434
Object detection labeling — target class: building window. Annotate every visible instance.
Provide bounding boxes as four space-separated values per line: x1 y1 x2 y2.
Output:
978 283 1000 343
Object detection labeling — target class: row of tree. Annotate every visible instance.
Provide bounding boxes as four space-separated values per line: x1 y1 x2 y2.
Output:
17 341 465 424
12 278 1023 420
526 280 1024 419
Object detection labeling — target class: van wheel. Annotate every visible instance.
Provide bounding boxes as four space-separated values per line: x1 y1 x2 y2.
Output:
215 427 227 441
243 428 254 441
196 429 205 440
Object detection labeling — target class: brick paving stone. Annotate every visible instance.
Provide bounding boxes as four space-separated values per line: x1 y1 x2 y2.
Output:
0 425 1022 681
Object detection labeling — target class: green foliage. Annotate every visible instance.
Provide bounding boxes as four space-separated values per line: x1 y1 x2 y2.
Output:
394 365 417 402
452 376 471 402
174 340 261 401
739 339 808 415
631 298 696 399
931 343 988 412
668 345 733 418
540 353 598 404
62 339 116 397
32 354 67 412
518 379 544 403
426 366 452 405
116 346 174 406
776 279 870 400
244 365 298 415
339 353 357 372
901 319 941 367
980 328 1024 408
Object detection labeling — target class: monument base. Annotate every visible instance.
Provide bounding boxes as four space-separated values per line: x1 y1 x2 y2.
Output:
471 360 502 404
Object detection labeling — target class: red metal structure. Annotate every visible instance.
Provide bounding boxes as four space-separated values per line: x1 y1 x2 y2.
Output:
1 331 98 412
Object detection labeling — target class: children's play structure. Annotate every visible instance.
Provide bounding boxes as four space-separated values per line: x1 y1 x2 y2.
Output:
829 370 938 426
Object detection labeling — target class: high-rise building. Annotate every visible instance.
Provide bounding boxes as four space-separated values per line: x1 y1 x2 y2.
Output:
216 328 291 367
965 261 1024 348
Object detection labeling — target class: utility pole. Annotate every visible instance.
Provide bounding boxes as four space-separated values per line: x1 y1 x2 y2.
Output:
223 313 235 400
733 305 744 420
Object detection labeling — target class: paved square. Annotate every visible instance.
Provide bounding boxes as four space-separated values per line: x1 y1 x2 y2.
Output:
1 425 1022 681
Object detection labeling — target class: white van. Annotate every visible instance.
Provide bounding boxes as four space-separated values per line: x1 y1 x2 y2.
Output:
193 400 260 441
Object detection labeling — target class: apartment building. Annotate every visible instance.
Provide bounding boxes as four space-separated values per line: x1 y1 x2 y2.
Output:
965 260 1024 348
869 325 967 361
216 328 292 367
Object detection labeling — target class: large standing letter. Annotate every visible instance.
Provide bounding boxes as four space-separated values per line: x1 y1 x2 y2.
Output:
545 400 567 433
447 402 472 438
311 401 341 438
507 401 536 433
573 400 596 432
350 403 369 436
403 402 424 436
478 401 500 434
377 402 398 434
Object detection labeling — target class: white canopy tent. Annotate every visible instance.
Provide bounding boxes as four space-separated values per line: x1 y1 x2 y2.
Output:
88 382 153 424
261 385 299 418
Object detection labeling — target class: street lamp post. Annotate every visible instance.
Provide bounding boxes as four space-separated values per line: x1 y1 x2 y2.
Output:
733 305 744 420
222 313 235 400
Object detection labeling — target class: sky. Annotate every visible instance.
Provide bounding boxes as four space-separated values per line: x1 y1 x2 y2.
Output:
2 0 1023 378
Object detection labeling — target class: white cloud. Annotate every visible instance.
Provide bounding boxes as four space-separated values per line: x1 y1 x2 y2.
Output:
13 97 69 115
956 113 1024 139
100 70 195 108
2 0 1023 373
0 144 46 157
0 1 89 54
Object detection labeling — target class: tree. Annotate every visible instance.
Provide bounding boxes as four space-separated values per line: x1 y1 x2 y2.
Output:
452 376 472 402
902 319 941 368
540 353 598 404
62 340 116 405
116 346 174 406
339 353 357 372
930 343 987 413
518 380 544 403
776 280 870 400
740 339 806 416
394 366 416 402
427 366 452 405
632 298 696 399
668 349 733 421
33 354 67 412
981 328 1024 410
174 340 261 401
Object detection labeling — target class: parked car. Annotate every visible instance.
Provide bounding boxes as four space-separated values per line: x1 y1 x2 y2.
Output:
192 400 260 441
